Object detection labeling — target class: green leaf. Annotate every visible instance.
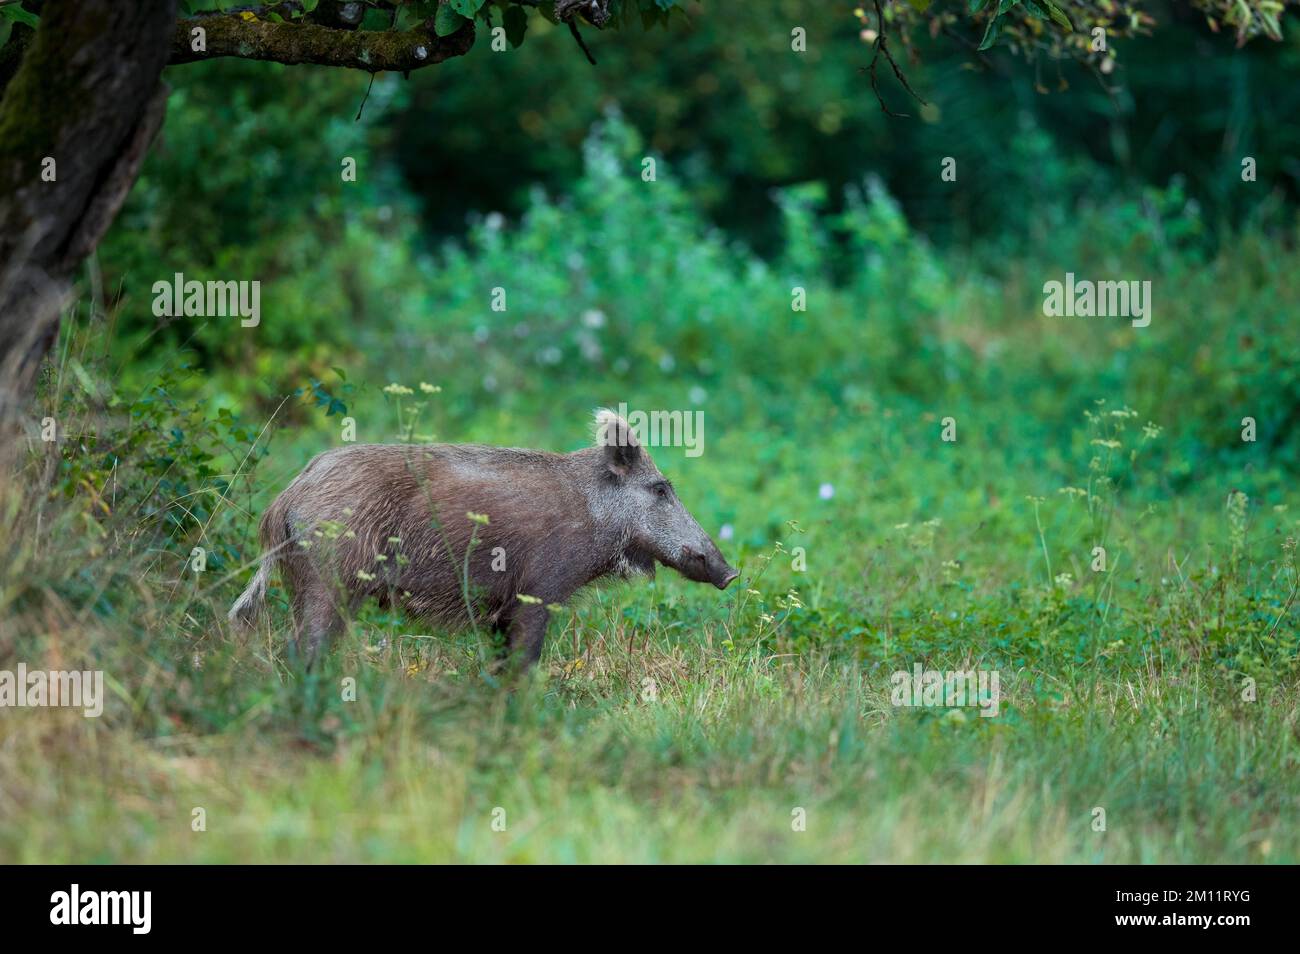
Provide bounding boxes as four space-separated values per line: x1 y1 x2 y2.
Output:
1040 0 1074 30
503 4 527 47
1022 0 1049 20
301 0 320 13
968 0 992 13
908 0 932 11
393 3 424 31
977 13 1003 50
0 3 40 28
69 360 100 401
449 0 486 16
996 0 1021 13
434 3 468 35
0 20 11 47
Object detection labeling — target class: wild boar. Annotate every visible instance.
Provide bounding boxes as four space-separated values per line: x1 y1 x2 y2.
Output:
229 409 739 670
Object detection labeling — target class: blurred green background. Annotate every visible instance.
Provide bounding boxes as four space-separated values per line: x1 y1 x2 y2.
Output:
97 0 1300 475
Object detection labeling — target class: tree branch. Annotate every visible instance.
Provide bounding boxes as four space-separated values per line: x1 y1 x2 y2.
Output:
556 0 608 64
567 20 597 65
865 0 927 118
555 0 612 29
169 10 474 73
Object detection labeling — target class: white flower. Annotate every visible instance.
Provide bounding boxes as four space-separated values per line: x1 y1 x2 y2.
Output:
819 482 834 500
582 309 606 329
719 523 734 541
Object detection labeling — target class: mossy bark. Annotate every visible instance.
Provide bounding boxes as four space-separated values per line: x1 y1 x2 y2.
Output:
170 14 475 72
0 23 34 94
0 0 178 440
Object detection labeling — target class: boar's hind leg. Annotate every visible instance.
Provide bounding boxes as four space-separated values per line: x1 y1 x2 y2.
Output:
291 579 346 665
504 603 550 672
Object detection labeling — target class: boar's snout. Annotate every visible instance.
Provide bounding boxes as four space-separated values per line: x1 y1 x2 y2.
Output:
679 541 740 590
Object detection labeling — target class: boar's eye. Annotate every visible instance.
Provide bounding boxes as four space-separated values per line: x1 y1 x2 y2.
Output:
651 481 670 499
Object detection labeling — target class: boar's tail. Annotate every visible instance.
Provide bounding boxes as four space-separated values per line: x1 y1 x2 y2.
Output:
228 561 270 627
228 494 291 627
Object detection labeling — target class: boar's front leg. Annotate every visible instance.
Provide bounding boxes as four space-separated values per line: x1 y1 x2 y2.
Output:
504 602 550 673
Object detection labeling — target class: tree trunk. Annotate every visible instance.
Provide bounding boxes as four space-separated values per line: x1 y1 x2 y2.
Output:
0 0 178 440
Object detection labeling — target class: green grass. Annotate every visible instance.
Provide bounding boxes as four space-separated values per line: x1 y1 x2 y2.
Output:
1 634 1294 863
3 378 1298 863
3 118 1299 863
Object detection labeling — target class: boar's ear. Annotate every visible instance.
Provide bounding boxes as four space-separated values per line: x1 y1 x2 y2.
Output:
594 408 642 478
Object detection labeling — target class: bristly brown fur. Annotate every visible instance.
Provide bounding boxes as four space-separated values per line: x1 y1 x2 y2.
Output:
230 411 738 671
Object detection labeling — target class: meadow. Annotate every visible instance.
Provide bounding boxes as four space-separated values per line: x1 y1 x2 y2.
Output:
2 103 1297 864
